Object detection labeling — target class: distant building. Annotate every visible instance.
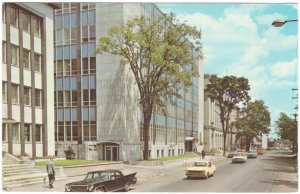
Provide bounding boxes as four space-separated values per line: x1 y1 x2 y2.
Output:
52 3 204 161
261 133 268 149
2 3 56 157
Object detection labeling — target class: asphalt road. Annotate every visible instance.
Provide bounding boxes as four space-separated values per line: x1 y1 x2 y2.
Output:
132 151 298 192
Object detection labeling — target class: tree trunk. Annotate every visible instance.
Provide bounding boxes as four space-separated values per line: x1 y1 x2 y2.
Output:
143 110 152 160
223 133 227 156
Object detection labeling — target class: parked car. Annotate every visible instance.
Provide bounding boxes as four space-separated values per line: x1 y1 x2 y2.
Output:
256 147 264 155
185 160 216 179
247 150 258 158
227 151 237 158
232 153 247 163
65 170 137 192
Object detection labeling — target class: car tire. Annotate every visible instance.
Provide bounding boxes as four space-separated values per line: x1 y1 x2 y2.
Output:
95 187 105 192
205 172 209 179
124 182 132 192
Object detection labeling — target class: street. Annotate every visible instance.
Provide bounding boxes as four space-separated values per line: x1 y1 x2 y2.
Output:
132 151 298 192
6 150 297 192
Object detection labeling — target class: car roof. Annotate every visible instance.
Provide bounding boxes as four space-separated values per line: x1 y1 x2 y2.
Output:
88 169 120 174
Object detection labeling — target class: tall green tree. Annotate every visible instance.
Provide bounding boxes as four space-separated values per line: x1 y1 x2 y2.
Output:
276 112 297 153
235 100 271 151
205 75 250 156
97 14 202 160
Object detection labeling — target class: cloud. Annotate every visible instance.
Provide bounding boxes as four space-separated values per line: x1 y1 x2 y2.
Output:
255 13 287 26
270 58 298 78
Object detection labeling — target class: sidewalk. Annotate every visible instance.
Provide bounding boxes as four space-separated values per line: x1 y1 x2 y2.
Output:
5 155 227 192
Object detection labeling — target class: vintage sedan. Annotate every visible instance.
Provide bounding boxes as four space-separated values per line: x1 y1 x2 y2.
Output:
232 153 247 163
65 170 137 192
247 150 258 158
185 160 216 179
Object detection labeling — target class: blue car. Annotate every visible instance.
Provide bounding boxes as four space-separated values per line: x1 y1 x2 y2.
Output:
247 150 258 158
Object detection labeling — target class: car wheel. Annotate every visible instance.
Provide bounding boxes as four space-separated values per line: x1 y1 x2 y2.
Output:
205 172 209 179
124 182 132 192
95 187 105 192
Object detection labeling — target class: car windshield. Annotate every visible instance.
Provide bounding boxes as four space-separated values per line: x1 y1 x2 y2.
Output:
192 162 208 167
249 150 256 153
85 172 95 180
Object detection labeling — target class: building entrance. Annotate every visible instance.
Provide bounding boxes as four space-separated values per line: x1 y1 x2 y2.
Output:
104 146 118 161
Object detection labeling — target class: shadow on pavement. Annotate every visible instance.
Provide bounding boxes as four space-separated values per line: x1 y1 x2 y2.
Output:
260 179 298 189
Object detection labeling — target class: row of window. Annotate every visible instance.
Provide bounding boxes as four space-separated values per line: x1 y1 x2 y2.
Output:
2 123 42 142
54 89 96 107
54 57 96 76
2 42 42 72
3 5 41 37
140 124 185 143
2 82 42 106
55 120 96 141
53 3 95 15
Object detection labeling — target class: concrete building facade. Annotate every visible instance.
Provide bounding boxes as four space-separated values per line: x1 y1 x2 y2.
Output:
53 3 204 161
2 3 55 157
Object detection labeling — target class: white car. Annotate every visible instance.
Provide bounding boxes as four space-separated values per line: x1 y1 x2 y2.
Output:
232 153 247 163
185 161 216 179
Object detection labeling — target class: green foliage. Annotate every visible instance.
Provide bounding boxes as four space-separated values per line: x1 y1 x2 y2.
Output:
275 113 297 143
35 160 106 167
205 75 251 155
97 14 202 160
235 100 271 150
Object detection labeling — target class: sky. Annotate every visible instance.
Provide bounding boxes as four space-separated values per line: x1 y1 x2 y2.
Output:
157 2 298 138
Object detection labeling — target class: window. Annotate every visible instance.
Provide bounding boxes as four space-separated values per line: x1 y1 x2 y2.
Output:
90 57 96 74
24 87 30 105
66 122 71 141
58 123 64 141
9 6 18 27
2 124 7 141
11 45 19 66
2 82 7 103
71 59 77 75
12 123 19 142
83 89 89 105
11 84 19 104
64 91 71 106
23 49 30 69
82 58 88 74
32 17 40 37
2 42 6 63
89 25 95 38
36 124 42 142
57 60 63 76
90 89 96 105
57 91 63 107
71 90 78 106
72 121 78 141
24 124 31 142
64 59 70 75
34 54 41 72
88 10 95 25
21 12 30 32
35 89 42 107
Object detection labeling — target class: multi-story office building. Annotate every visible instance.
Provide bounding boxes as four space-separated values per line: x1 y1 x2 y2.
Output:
53 2 204 161
2 3 56 157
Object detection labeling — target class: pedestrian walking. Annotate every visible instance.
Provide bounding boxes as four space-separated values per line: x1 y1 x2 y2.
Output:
201 149 206 159
46 156 55 188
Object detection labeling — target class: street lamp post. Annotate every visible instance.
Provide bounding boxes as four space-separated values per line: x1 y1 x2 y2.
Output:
272 19 298 27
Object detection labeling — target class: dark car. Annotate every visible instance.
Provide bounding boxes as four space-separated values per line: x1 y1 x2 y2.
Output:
65 170 137 192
